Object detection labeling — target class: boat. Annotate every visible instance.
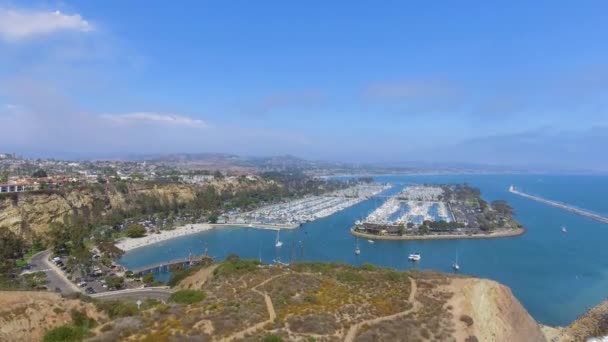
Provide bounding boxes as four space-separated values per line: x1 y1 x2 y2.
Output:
561 226 567 233
355 239 361 255
452 253 460 271
408 252 421 261
275 229 283 248
367 239 374 243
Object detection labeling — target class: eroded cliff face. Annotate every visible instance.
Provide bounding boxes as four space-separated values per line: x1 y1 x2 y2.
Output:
0 183 198 238
448 277 546 342
0 291 106 342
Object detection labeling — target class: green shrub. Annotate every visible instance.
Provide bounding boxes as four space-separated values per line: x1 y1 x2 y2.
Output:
43 325 86 342
169 290 205 304
262 334 283 342
70 309 96 329
213 255 259 276
94 300 138 318
125 224 146 238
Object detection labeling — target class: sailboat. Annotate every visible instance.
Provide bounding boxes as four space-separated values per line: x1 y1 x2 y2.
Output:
561 226 567 233
452 253 460 271
275 229 283 247
355 239 361 255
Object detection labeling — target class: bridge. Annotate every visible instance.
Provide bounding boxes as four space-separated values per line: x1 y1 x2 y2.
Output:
509 186 608 224
130 255 213 276
91 287 174 301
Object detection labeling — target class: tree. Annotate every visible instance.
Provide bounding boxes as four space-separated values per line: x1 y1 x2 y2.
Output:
0 171 8 183
104 276 124 289
97 239 125 260
32 169 48 178
125 224 146 238
491 200 514 217
208 212 219 224
143 273 154 285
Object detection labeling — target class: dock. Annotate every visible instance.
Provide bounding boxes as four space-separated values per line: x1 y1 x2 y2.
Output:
509 186 608 224
130 255 212 276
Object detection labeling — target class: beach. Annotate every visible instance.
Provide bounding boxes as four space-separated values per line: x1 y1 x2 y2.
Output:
350 227 526 241
115 222 299 252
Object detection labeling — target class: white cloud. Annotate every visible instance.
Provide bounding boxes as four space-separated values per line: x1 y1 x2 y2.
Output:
102 112 207 128
0 8 92 41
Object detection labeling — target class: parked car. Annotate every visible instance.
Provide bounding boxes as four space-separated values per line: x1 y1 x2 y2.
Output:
85 287 96 294
77 281 87 287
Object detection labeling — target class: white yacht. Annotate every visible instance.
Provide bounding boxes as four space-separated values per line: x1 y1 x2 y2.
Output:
367 239 374 244
408 252 421 261
275 229 283 247
452 253 460 271
561 226 567 233
355 239 361 255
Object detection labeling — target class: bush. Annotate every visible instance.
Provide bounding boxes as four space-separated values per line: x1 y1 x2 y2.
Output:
460 314 474 327
169 290 206 304
70 309 96 329
43 325 86 342
213 255 259 276
95 300 138 318
262 334 283 342
125 224 146 238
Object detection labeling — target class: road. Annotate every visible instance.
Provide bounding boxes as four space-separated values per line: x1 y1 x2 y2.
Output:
29 250 80 295
91 287 173 301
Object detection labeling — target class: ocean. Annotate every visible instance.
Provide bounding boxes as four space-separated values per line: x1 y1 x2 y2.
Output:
119 174 608 326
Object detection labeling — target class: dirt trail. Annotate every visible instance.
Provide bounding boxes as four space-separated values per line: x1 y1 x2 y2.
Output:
344 277 418 342
218 273 286 341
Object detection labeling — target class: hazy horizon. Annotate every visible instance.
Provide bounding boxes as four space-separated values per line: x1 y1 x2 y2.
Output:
1 2 607 170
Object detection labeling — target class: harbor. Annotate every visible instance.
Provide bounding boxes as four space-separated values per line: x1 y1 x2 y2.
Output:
118 173 608 327
509 186 608 224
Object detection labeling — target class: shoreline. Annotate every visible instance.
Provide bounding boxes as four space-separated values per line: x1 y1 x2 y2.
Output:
116 222 299 252
350 227 526 241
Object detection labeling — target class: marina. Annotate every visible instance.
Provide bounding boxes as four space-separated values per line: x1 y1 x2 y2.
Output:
363 185 452 225
232 183 391 227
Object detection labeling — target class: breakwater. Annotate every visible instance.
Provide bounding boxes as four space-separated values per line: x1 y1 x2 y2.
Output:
509 186 608 224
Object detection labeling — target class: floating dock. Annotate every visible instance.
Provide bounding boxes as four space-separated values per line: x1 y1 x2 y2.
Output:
509 186 608 224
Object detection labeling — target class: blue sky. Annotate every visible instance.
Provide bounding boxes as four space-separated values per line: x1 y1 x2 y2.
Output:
0 1 607 170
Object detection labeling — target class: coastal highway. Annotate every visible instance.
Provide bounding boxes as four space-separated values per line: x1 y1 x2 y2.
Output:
90 287 173 301
509 186 608 224
30 250 80 295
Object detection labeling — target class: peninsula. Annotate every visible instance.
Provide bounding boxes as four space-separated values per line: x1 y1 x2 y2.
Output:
352 184 525 240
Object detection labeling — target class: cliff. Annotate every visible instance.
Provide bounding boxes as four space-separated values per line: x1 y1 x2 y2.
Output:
0 178 274 239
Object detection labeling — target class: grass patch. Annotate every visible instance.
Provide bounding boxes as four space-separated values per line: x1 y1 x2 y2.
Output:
169 289 206 304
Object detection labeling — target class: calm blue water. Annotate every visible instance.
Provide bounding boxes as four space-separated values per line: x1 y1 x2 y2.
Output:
119 174 608 326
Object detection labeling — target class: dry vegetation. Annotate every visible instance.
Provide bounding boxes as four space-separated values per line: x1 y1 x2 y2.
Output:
3 259 547 341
